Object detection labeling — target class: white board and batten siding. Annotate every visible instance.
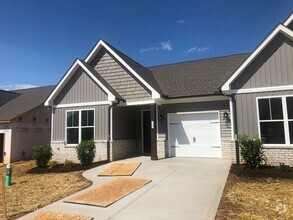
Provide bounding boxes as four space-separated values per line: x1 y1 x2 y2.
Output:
168 111 222 158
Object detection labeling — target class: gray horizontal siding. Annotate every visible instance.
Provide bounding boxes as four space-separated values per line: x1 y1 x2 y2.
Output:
54 67 108 105
235 90 293 137
91 48 152 101
52 105 109 141
232 34 293 90
158 100 231 139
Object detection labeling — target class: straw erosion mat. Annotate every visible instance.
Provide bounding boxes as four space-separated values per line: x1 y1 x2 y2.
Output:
0 161 95 220
216 164 293 220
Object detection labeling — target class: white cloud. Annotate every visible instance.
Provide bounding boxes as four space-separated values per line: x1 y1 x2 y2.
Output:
0 82 38 91
140 40 172 53
139 46 160 53
177 19 186 24
161 40 172 50
187 46 210 53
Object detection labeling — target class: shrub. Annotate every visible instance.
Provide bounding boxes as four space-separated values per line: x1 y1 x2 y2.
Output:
32 144 53 168
48 160 59 169
76 140 96 166
238 135 266 169
64 159 75 168
278 163 292 172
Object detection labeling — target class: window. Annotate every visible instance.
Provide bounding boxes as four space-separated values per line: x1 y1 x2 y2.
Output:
258 96 293 145
286 97 293 144
66 110 94 144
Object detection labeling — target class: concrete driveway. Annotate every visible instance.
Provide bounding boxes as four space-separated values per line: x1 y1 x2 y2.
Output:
19 157 230 220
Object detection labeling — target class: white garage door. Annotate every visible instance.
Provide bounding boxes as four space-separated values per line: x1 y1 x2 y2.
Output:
168 112 221 158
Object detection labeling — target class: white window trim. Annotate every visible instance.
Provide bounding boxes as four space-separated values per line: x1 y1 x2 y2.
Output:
256 95 293 146
65 108 95 146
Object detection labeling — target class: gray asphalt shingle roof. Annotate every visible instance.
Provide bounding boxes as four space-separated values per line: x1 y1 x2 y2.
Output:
0 86 55 121
148 54 249 98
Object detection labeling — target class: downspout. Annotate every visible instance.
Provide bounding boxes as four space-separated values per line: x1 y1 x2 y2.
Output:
107 104 113 162
107 100 121 162
220 90 240 164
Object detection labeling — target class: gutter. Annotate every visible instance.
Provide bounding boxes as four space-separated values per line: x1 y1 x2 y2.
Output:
0 121 11 124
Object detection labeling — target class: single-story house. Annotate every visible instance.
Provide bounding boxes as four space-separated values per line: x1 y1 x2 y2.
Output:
0 86 54 163
45 13 293 165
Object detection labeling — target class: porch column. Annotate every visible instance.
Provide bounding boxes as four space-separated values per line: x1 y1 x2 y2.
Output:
150 104 158 160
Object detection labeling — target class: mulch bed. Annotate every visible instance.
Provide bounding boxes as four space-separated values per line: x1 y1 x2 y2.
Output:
33 211 93 220
216 164 293 220
98 162 141 176
0 161 105 220
65 177 151 207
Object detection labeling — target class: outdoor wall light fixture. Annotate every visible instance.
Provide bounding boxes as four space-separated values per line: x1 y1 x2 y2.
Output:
46 118 49 123
223 111 230 124
159 114 164 121
33 117 36 122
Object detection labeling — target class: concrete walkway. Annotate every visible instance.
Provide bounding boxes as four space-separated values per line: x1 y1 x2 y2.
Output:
19 157 230 220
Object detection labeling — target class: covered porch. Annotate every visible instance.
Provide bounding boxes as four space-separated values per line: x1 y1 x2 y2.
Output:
110 103 165 161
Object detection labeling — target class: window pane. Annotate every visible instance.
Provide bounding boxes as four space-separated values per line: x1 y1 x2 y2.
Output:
81 110 94 126
258 99 270 120
67 128 78 144
81 128 94 141
289 121 293 144
81 111 87 126
270 98 283 119
67 111 79 127
260 122 285 144
287 97 293 119
88 110 94 126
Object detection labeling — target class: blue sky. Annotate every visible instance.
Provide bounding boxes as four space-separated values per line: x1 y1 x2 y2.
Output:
0 0 292 90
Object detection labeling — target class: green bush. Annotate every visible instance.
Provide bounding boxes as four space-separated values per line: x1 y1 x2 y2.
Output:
76 140 96 166
64 159 75 168
32 144 53 168
278 163 292 172
238 135 266 169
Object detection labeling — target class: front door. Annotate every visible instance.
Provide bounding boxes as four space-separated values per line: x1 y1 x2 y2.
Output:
142 110 151 154
0 134 4 163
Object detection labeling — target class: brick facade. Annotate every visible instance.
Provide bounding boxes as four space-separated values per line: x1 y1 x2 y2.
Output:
263 147 293 166
51 140 107 163
110 139 137 161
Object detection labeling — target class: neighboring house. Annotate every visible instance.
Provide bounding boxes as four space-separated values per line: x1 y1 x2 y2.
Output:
45 13 293 165
0 86 54 163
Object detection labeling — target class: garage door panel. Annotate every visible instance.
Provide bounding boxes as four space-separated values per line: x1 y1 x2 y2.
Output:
169 112 221 158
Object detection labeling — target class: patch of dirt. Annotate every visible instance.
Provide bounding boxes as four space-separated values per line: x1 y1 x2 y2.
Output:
66 177 151 207
0 161 105 220
98 162 141 176
216 164 293 220
33 211 93 220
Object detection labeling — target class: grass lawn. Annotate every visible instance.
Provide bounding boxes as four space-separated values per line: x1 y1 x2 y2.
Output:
216 164 293 220
0 160 105 220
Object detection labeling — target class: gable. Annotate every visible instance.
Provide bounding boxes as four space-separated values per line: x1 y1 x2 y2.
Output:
231 33 293 90
54 67 108 105
289 22 293 31
90 48 152 102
